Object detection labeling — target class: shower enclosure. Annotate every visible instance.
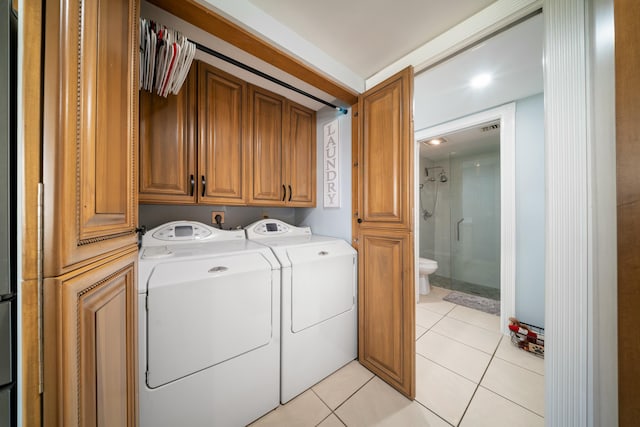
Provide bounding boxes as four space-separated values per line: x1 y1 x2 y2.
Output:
420 147 501 300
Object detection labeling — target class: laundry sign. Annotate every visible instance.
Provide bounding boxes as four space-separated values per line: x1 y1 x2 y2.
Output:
323 119 340 208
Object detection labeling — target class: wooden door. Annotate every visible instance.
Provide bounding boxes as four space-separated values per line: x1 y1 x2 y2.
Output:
615 0 640 423
357 67 415 398
285 102 316 206
43 248 138 427
139 64 197 204
249 85 286 205
42 0 139 277
198 62 248 205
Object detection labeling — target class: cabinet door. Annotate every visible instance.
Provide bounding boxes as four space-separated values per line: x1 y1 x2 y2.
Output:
42 0 139 277
249 85 286 205
198 62 248 205
358 230 414 397
285 102 316 206
357 67 415 399
139 65 197 204
43 247 138 427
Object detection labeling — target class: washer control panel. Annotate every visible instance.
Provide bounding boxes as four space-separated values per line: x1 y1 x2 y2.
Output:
152 223 212 241
142 221 245 247
245 219 311 239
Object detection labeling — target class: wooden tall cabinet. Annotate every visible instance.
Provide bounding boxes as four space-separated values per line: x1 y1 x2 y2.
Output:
249 85 316 206
356 67 415 399
42 0 139 424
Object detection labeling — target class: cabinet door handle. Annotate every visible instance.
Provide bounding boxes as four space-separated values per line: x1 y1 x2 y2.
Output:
201 176 206 198
282 184 286 201
189 174 195 196
288 185 292 202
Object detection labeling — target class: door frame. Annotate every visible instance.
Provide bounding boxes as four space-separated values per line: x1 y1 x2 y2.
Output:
414 103 516 335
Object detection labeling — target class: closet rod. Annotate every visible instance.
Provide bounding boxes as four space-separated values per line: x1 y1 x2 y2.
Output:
192 40 349 115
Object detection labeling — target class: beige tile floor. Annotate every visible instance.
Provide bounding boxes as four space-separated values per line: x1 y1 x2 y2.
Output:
251 286 544 427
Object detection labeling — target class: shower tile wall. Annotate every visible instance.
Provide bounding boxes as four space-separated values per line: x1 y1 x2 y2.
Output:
419 156 451 278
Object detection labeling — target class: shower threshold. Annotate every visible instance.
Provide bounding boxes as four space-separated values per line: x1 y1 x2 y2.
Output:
430 274 500 301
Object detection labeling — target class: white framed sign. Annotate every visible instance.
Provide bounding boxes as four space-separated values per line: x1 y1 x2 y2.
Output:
323 119 340 208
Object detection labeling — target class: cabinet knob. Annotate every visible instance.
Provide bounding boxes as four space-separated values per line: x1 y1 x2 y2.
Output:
357 218 363 224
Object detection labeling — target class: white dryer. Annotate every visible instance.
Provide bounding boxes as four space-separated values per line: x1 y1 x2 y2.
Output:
245 219 357 403
138 221 280 427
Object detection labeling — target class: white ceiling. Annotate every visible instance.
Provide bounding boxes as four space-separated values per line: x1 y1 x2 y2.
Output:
419 120 500 160
189 0 541 115
247 0 497 79
414 13 543 131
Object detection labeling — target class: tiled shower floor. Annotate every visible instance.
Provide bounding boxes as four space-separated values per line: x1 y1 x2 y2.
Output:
430 274 501 301
251 286 544 426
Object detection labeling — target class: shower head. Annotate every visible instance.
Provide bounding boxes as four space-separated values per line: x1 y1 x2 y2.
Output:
439 172 448 183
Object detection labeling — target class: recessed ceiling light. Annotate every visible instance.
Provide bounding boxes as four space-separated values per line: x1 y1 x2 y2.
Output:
470 73 492 89
423 138 447 146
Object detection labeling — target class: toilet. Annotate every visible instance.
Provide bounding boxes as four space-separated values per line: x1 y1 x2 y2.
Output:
418 258 438 295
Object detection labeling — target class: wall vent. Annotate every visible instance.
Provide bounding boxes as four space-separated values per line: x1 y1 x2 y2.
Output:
481 123 500 132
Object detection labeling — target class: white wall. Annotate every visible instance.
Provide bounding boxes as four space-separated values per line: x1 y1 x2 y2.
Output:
296 107 352 242
515 93 545 327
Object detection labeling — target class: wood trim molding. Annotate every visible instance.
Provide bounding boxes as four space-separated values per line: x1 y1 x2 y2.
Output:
543 0 589 424
615 0 640 424
414 103 517 336
21 0 44 424
147 0 359 106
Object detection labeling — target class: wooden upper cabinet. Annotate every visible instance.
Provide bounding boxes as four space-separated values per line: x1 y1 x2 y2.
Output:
249 85 286 204
42 0 139 276
285 103 316 206
249 85 316 206
198 62 248 205
139 66 197 204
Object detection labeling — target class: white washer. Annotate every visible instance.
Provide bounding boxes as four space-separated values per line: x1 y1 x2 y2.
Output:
245 219 357 403
138 221 280 427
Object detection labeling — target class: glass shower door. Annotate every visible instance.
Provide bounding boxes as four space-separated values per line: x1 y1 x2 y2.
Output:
449 149 501 299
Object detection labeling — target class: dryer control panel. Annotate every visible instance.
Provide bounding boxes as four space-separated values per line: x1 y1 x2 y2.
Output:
245 219 311 239
142 221 245 247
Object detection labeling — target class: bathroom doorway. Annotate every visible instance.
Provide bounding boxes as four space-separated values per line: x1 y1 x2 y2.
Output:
420 120 501 302
415 103 516 334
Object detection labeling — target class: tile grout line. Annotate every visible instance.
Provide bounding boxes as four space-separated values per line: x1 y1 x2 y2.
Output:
413 399 456 427
475 385 545 419
426 328 499 356
455 334 504 425
492 353 545 377
328 374 377 426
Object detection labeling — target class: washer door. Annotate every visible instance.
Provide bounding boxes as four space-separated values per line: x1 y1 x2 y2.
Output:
145 252 274 388
287 241 356 333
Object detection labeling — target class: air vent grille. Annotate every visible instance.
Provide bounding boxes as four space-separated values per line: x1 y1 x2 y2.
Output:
481 123 500 132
